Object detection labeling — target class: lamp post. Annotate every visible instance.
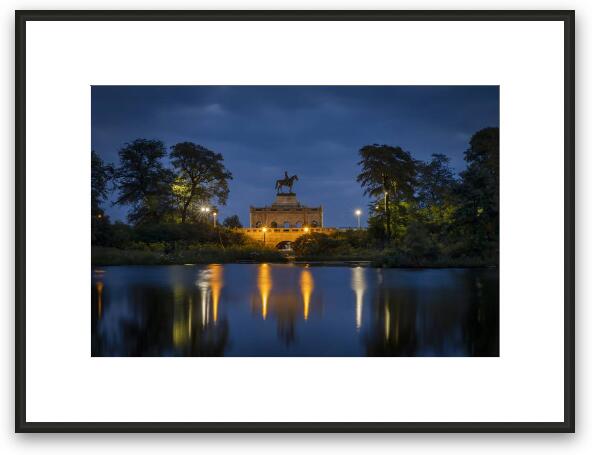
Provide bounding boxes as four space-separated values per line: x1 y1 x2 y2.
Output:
262 227 267 245
213 211 217 227
354 209 362 229
201 206 211 224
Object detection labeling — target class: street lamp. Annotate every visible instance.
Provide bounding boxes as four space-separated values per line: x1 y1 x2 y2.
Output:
262 227 267 245
354 209 362 229
212 211 217 227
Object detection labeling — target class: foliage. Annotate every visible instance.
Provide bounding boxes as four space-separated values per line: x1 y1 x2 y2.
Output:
91 150 114 244
92 244 285 266
357 144 418 239
170 142 233 223
92 127 498 267
453 127 499 260
113 139 175 225
91 150 113 215
358 127 498 266
222 214 243 228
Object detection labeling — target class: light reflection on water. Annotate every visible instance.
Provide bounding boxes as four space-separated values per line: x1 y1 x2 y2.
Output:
91 264 499 357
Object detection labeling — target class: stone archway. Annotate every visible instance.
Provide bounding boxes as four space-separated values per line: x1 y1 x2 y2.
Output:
276 240 293 251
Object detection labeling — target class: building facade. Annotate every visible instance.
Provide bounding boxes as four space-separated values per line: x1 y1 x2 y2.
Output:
249 194 323 229
241 193 333 248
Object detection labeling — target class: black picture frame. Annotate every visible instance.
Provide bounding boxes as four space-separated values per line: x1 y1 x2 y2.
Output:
15 9 575 433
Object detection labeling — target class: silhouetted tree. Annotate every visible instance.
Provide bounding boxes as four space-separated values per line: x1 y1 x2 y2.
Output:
91 150 113 217
91 150 113 244
113 139 174 225
357 145 417 239
170 142 232 223
454 127 499 259
222 214 242 228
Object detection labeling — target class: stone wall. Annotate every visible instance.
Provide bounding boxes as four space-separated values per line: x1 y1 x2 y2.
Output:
240 227 335 247
249 193 323 228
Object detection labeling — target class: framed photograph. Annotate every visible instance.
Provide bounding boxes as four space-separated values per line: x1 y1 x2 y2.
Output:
15 10 574 432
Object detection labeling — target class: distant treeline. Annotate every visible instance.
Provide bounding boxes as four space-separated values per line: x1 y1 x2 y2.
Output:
92 127 498 266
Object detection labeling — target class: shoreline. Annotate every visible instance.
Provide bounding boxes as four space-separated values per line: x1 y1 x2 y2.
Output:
91 246 497 269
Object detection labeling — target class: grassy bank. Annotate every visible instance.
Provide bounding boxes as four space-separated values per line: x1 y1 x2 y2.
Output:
92 245 286 266
93 245 495 268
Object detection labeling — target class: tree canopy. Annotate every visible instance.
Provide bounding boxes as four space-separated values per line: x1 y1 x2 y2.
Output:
113 139 174 225
170 142 233 223
357 144 417 238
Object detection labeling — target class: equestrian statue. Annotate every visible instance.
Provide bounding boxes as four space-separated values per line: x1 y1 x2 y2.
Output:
275 171 299 194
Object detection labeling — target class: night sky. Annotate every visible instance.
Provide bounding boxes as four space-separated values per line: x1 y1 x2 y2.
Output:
91 86 499 227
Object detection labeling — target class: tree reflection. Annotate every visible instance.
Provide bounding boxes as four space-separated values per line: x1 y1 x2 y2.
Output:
92 266 229 356
92 265 498 357
364 269 499 356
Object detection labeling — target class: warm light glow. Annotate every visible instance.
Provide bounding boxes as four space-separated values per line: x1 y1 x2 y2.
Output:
300 269 314 320
209 264 223 323
384 305 391 341
355 209 362 216
351 267 366 330
262 227 268 232
304 227 310 233
257 264 272 320
197 269 212 327
96 281 104 319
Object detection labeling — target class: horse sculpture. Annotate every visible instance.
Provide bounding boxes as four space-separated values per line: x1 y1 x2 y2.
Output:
275 173 299 194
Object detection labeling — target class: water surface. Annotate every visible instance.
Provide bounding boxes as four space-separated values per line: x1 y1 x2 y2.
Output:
91 264 499 357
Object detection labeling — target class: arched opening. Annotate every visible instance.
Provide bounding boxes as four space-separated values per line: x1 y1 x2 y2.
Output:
311 220 319 227
255 221 262 228
270 221 278 228
294 221 302 228
276 241 292 251
283 221 291 228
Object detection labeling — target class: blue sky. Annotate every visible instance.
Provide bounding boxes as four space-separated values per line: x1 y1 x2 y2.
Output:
92 85 499 227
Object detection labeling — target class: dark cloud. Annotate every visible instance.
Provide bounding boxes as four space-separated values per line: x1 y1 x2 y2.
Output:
92 85 499 226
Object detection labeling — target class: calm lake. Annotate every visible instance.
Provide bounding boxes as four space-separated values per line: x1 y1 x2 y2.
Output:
91 264 499 357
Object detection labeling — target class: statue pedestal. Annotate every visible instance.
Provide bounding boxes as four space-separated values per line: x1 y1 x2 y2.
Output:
273 193 300 207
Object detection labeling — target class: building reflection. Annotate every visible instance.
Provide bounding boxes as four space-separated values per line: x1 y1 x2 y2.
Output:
250 264 322 346
210 265 223 323
91 265 499 357
300 269 314 320
257 263 272 320
351 267 366 330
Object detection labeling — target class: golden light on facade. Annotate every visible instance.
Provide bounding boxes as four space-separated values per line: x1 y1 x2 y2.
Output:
304 227 310 233
300 269 314 320
257 263 272 320
351 267 366 330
